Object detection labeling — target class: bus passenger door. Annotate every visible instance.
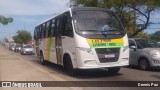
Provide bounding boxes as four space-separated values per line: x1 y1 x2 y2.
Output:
49 20 57 64
55 18 63 65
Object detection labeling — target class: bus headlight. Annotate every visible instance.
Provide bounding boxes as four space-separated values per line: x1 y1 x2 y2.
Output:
77 47 93 55
150 50 160 57
123 46 129 53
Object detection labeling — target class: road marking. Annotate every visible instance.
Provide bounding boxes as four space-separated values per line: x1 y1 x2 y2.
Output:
13 53 84 90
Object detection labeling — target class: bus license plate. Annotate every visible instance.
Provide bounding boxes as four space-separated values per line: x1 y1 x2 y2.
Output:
105 54 115 58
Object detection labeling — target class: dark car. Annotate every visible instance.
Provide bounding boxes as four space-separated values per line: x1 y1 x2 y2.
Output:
14 44 22 52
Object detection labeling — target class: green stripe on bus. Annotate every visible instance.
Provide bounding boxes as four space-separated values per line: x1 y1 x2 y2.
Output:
48 37 53 61
89 42 123 48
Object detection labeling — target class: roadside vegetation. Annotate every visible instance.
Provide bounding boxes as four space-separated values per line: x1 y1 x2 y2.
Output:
70 0 160 38
0 15 13 25
12 30 32 44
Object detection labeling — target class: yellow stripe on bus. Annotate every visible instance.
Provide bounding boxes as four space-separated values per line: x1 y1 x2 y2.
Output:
87 38 123 44
87 39 110 44
111 38 123 42
45 38 50 60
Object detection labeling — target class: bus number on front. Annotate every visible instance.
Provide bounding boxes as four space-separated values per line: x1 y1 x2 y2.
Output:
91 40 103 43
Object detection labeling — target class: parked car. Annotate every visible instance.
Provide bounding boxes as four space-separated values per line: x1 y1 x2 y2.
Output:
20 44 34 55
129 38 160 70
12 45 15 51
14 44 22 52
9 45 15 51
9 45 14 50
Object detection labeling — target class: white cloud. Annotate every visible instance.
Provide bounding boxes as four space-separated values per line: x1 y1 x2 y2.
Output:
0 0 69 16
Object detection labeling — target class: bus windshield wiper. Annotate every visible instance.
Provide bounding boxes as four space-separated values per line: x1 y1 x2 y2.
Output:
80 30 99 32
104 27 125 35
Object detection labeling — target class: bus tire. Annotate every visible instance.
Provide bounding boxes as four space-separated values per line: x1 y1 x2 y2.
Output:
40 51 46 65
107 67 120 74
63 54 76 76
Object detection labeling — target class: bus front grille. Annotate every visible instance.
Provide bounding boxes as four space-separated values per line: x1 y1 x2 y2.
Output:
95 48 120 63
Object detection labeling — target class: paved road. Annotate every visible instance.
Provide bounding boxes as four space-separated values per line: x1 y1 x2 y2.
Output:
0 46 160 90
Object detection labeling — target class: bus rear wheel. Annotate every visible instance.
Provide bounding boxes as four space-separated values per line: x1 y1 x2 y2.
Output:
40 52 46 65
64 55 76 76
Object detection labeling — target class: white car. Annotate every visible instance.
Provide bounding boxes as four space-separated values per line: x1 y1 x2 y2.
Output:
129 38 160 70
20 45 34 55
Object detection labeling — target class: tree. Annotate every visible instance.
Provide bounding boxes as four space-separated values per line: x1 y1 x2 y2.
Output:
0 15 13 25
69 0 160 37
12 30 32 44
4 37 9 43
135 32 150 39
150 31 160 42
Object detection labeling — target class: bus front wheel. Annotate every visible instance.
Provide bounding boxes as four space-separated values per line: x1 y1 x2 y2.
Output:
64 55 76 76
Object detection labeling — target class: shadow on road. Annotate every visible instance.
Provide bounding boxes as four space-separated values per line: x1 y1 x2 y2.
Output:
151 75 160 79
73 69 123 79
125 65 160 72
32 60 123 78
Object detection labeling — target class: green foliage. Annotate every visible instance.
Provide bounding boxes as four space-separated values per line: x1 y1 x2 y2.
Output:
0 15 13 25
150 31 160 42
70 0 160 37
12 30 32 44
4 37 9 43
135 32 150 39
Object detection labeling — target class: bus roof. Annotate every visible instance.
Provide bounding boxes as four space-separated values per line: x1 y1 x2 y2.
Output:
35 8 71 27
34 7 110 28
72 7 109 11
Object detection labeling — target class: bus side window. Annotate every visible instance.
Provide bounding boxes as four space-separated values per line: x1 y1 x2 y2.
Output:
48 20 52 37
65 17 73 37
61 13 73 37
34 28 37 40
51 19 55 37
40 25 43 39
37 28 40 39
46 21 50 38
42 23 46 38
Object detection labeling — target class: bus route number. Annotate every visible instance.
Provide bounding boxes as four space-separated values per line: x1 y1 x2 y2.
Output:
91 40 103 43
91 39 111 43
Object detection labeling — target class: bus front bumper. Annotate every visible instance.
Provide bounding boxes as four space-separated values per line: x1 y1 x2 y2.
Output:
76 59 129 69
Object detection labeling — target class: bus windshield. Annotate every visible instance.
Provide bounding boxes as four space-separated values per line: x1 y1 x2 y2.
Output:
73 10 125 35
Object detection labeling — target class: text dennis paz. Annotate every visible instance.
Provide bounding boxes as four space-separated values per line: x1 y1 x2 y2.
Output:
138 82 159 87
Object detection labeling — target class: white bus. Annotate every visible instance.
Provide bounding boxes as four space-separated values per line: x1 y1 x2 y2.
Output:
34 7 129 75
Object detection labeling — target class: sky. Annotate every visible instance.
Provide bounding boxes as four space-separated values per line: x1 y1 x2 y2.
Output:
0 0 160 40
0 0 69 40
